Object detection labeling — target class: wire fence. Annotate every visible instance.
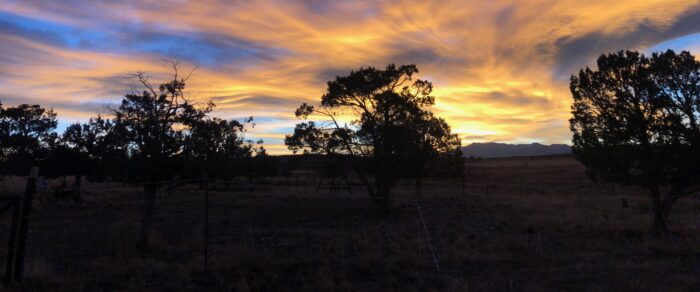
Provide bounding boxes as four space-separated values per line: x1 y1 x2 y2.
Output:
3 174 699 285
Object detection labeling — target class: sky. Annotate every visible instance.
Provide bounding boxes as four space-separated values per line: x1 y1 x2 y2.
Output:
1 0 700 154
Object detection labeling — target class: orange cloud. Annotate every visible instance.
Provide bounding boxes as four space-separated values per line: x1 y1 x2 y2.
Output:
1 0 700 154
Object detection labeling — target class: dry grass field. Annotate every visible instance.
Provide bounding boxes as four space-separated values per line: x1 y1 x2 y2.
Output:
1 156 700 291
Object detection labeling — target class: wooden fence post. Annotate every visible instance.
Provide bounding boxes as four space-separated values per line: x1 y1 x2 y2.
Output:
14 166 38 281
3 196 20 284
203 176 209 279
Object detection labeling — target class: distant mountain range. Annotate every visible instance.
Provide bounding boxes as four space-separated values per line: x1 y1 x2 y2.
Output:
461 142 571 158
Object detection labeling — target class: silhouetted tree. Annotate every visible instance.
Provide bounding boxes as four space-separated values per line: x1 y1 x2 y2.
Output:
112 62 210 247
426 147 466 180
286 64 461 208
57 123 93 188
570 50 700 238
42 116 122 199
403 113 462 195
0 102 57 174
249 142 279 178
80 116 132 180
0 101 6 165
183 116 255 185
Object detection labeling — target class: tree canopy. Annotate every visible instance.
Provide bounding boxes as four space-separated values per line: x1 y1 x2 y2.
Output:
286 64 462 207
0 61 262 246
570 49 700 237
0 103 57 174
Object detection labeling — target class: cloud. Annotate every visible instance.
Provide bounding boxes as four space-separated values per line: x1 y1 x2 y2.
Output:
1 0 700 153
552 3 700 77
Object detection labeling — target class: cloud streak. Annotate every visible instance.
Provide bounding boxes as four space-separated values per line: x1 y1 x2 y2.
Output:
1 0 700 153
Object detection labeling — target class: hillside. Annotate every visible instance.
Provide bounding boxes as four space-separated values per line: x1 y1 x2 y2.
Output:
461 142 571 158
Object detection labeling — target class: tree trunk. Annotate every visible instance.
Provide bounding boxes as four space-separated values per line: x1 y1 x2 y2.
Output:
139 184 158 248
649 187 670 239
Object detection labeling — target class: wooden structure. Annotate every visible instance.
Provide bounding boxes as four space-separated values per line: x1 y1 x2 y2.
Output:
2 166 38 284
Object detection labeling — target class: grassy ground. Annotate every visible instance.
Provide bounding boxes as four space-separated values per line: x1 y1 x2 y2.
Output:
1 156 700 291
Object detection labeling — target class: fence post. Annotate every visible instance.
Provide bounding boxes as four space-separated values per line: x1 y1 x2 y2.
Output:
3 197 20 284
203 176 209 279
14 166 38 281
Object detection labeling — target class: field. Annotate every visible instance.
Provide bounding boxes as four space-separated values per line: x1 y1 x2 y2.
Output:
1 156 700 291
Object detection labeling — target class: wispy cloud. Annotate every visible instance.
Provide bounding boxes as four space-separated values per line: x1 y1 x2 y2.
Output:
1 0 700 153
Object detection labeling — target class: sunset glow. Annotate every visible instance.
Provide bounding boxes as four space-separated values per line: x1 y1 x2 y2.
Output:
2 0 700 154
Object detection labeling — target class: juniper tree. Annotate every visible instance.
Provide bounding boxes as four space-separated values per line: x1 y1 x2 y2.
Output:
0 103 57 174
286 64 461 208
112 61 209 247
183 116 255 185
570 50 700 237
